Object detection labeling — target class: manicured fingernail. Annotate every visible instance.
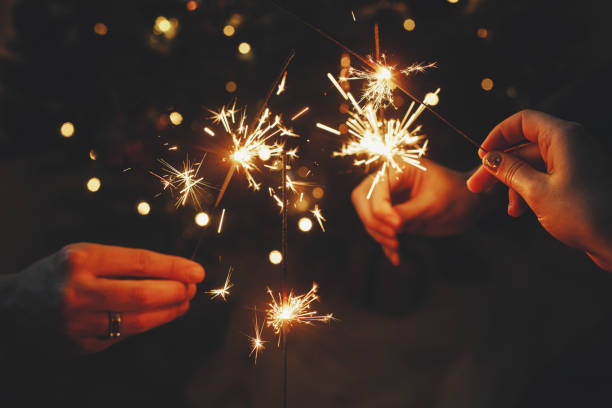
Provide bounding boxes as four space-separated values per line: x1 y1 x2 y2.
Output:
483 152 501 170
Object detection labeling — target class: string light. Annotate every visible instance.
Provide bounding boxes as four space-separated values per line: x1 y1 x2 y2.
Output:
137 201 151 216
60 122 75 138
86 177 101 192
481 77 494 91
298 217 313 232
269 250 283 265
223 25 235 37
238 42 251 54
169 111 183 125
403 19 416 31
194 212 210 227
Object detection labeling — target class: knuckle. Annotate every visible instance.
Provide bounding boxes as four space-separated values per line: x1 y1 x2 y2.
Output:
136 250 153 273
132 287 153 307
60 244 88 274
504 160 526 191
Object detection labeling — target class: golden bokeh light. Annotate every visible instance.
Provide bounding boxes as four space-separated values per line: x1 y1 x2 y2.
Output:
340 55 351 68
186 0 198 11
195 212 210 227
137 201 151 216
477 28 488 39
229 14 243 26
89 149 97 160
269 250 283 265
169 111 183 125
481 77 494 91
298 217 313 232
225 81 237 93
312 187 324 199
403 18 416 31
60 122 75 138
223 25 235 37
155 16 171 33
86 177 101 192
238 42 251 54
94 23 108 36
447 0 459 3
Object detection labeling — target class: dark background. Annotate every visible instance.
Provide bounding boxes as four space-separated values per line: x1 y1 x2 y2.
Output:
2 0 612 407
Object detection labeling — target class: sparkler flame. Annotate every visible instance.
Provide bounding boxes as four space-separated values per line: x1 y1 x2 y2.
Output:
340 55 436 110
266 283 334 342
321 74 437 199
207 266 234 301
208 103 296 192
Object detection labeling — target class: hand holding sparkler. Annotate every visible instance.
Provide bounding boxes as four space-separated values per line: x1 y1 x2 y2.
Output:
352 159 481 265
467 110 612 272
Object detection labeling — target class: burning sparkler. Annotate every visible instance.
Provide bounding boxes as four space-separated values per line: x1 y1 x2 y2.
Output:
319 73 436 199
265 283 334 342
207 266 234 301
149 154 216 208
310 204 326 232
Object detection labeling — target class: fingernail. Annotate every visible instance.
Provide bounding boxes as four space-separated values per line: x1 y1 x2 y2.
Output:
188 266 205 282
483 152 501 170
391 252 400 266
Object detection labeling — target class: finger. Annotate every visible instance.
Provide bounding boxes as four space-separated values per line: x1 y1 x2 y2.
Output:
366 227 399 250
383 246 400 266
352 182 399 239
478 151 548 206
69 243 205 283
507 188 529 217
66 301 190 338
479 110 570 159
72 278 192 312
467 143 545 193
367 173 402 229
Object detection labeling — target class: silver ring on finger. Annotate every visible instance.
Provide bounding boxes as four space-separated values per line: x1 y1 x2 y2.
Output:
107 312 122 339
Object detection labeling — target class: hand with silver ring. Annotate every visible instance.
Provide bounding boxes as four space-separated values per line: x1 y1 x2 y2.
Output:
2 243 205 354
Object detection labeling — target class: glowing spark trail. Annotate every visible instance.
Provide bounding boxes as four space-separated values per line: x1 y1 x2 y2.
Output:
321 74 436 199
266 283 334 343
207 266 233 301
310 204 326 232
277 71 288 95
217 208 226 234
291 106 310 121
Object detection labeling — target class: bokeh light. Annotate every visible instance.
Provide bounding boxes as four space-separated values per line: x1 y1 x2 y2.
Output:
313 187 324 199
403 19 416 31
238 42 251 54
298 217 313 232
186 0 198 11
481 77 494 91
477 28 489 39
86 177 101 192
447 0 459 3
137 201 151 216
269 250 283 265
94 23 108 36
195 212 210 227
225 81 237 93
89 149 97 160
223 25 235 37
60 122 75 138
169 111 183 125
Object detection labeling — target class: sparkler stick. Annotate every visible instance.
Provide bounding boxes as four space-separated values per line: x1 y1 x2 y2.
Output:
280 148 289 408
269 1 487 152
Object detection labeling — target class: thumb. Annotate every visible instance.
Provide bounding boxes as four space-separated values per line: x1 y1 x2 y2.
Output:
481 151 547 205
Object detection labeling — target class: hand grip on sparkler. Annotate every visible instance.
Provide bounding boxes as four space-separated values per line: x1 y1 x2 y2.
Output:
352 160 481 266
2 243 205 354
467 110 612 271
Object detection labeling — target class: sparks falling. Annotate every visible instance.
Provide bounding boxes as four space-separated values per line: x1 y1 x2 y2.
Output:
310 204 326 232
207 266 234 301
340 55 436 110
320 74 436 199
150 155 215 208
266 283 334 342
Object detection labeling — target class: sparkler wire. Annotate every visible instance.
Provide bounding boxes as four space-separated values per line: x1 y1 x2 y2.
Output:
269 1 487 153
281 148 288 408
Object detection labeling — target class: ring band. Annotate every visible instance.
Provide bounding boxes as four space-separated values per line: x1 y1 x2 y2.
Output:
108 312 122 338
